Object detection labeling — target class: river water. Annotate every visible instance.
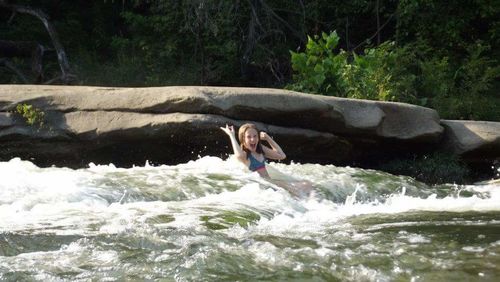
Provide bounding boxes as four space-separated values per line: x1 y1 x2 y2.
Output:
0 156 499 281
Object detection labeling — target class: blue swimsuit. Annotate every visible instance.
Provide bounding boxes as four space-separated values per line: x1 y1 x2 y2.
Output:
248 154 266 171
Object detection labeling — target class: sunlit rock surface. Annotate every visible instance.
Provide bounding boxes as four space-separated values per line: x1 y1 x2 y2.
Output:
1 85 496 168
441 120 500 163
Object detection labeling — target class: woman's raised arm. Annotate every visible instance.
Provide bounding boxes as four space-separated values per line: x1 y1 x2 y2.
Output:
260 132 286 160
220 124 246 162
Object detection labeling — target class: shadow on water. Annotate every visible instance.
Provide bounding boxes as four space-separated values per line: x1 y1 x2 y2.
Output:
0 232 81 257
350 211 500 244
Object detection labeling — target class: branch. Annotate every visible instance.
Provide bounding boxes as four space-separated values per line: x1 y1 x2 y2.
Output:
0 40 44 82
0 58 29 83
43 73 76 85
298 0 305 32
260 0 306 43
7 9 15 24
352 13 395 51
0 1 73 83
242 0 305 75
241 0 262 71
376 0 381 45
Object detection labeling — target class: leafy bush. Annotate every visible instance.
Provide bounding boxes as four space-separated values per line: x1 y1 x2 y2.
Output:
427 43 500 121
287 31 500 121
341 42 418 103
288 31 347 96
15 104 45 127
287 31 418 103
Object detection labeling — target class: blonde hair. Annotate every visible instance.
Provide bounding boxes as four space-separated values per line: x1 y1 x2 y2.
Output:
238 123 263 156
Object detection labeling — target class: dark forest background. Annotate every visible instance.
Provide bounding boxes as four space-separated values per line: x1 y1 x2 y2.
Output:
1 0 499 120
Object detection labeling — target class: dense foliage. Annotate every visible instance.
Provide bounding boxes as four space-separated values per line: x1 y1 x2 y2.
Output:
287 31 500 120
0 0 498 120
287 32 419 104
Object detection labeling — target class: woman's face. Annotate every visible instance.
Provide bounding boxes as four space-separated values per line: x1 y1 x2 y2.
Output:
243 128 259 152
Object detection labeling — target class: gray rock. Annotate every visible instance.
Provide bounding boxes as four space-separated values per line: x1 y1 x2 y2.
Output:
0 85 443 140
0 85 457 167
441 120 500 162
0 112 14 128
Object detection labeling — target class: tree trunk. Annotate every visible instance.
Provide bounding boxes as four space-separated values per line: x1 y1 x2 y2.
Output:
0 1 73 84
376 0 381 45
241 0 261 79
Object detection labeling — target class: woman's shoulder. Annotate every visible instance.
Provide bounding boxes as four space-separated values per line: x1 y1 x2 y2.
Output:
234 150 248 163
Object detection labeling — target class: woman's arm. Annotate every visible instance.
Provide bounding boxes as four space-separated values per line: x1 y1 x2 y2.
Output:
220 124 247 162
260 132 286 160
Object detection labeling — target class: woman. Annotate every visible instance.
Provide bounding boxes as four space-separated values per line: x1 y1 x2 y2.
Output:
220 123 312 197
220 123 285 178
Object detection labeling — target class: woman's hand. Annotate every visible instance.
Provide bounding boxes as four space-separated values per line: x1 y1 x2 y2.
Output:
220 124 246 161
220 124 235 136
260 131 270 141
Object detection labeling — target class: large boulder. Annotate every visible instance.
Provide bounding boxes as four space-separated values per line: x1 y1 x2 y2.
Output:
441 120 500 163
0 85 445 167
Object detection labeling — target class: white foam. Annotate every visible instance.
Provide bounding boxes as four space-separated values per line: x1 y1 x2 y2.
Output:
1 157 499 238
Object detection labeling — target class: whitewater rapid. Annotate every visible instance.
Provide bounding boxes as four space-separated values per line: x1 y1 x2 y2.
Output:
0 156 499 281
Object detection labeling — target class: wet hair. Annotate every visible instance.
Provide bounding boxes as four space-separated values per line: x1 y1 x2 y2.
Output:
238 123 263 157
